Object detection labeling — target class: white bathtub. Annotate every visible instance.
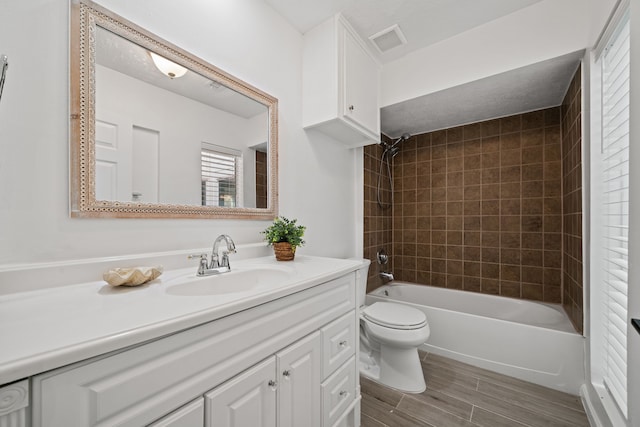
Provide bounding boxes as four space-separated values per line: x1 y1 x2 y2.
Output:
366 283 585 394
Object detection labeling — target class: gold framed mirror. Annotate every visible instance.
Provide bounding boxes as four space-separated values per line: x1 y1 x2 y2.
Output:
70 0 278 219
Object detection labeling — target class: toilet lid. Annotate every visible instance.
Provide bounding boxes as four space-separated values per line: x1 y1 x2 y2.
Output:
362 302 427 329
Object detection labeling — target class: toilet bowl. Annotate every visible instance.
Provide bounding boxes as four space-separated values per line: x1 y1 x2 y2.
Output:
355 260 430 393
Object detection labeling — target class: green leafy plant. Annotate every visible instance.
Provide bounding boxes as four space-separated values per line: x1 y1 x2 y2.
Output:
262 217 306 251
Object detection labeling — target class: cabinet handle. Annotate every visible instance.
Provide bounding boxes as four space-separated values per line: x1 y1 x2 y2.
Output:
348 105 354 112
282 370 291 378
339 340 348 348
268 380 278 390
339 390 348 398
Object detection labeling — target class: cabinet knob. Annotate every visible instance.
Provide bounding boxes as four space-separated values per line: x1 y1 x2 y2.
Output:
282 370 291 378
268 380 278 390
339 390 348 398
339 340 348 348
348 105 354 112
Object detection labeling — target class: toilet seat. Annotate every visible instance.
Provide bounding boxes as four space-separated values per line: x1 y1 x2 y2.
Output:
362 302 427 330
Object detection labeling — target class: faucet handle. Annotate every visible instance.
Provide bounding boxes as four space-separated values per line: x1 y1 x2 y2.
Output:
188 253 208 275
220 250 233 268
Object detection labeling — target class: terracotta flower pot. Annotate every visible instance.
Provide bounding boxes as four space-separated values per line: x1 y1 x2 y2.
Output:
273 242 295 261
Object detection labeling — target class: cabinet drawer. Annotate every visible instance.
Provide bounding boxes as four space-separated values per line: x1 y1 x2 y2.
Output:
321 356 356 427
321 310 355 378
148 398 204 427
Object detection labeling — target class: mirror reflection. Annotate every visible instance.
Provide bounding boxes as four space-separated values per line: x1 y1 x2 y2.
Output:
94 27 269 208
70 0 278 219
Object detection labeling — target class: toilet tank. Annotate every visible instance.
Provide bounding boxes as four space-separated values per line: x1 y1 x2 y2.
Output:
353 258 371 307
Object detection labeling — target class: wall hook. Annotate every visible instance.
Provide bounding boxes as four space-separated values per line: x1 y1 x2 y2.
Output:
0 54 8 103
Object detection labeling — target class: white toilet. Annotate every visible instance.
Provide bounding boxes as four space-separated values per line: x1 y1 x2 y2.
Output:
356 260 430 393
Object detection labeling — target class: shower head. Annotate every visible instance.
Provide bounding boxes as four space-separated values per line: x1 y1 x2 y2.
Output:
391 132 411 147
379 132 411 160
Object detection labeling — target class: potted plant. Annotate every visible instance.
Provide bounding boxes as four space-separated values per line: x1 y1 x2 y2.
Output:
262 216 306 261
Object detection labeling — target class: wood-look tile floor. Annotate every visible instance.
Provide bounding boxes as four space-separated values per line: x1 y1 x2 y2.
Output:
360 352 590 427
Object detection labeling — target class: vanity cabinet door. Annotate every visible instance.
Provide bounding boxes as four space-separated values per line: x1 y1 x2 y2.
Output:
277 332 321 427
205 357 277 427
148 398 204 427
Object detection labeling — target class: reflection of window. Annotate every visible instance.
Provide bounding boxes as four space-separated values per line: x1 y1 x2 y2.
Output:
201 143 243 207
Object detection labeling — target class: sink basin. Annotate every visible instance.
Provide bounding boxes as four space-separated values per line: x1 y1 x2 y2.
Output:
165 266 292 296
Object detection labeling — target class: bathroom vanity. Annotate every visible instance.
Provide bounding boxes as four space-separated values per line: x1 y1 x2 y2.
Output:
0 256 363 427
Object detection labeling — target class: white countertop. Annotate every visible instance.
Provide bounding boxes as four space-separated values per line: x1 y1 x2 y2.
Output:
0 255 362 385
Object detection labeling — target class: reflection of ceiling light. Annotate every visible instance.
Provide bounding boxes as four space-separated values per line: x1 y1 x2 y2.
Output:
209 81 225 92
149 52 187 79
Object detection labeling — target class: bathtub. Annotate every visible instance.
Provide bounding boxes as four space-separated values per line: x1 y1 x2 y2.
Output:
366 282 585 394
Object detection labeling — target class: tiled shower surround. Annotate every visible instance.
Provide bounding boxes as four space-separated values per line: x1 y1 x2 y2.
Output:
364 74 584 329
363 137 394 292
561 66 584 333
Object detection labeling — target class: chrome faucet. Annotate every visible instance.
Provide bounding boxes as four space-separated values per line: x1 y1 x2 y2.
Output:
188 234 237 276
379 271 394 281
211 234 236 269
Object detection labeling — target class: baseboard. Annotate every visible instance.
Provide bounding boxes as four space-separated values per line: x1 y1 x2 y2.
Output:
580 383 618 427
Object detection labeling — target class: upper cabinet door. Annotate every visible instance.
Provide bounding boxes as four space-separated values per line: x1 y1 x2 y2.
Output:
277 332 322 427
302 14 380 148
342 28 380 138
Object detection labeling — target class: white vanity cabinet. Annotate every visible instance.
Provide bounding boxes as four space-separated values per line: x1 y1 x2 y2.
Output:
29 273 359 427
303 13 380 148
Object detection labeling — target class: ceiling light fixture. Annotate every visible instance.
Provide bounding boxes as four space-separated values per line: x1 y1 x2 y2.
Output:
149 52 187 79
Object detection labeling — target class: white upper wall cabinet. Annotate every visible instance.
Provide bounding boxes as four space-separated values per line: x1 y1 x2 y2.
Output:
303 14 380 148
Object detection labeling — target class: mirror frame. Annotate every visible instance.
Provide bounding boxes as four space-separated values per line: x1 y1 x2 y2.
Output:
70 0 278 219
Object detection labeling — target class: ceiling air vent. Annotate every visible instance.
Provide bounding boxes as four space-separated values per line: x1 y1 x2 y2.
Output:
368 24 407 54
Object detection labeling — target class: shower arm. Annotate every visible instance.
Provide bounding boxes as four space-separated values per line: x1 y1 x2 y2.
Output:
376 133 411 209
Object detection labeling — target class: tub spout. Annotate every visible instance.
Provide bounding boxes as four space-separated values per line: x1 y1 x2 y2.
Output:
380 271 394 281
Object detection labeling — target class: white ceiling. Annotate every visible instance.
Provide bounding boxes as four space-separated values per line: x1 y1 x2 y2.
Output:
265 0 581 139
264 0 543 63
95 27 267 119
381 50 584 138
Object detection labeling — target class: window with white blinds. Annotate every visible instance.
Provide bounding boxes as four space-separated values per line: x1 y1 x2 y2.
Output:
600 13 630 417
201 143 243 208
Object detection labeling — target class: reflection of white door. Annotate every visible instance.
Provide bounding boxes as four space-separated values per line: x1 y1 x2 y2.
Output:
95 111 132 201
132 126 159 203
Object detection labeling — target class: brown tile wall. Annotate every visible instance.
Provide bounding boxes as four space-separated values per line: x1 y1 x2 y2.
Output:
561 65 584 332
363 141 394 292
363 74 583 317
390 108 564 303
255 151 268 209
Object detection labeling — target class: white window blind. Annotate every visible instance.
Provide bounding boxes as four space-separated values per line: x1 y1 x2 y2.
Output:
600 14 630 417
201 143 243 207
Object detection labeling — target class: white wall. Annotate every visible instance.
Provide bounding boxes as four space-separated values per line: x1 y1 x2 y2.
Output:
380 0 614 109
0 0 357 266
